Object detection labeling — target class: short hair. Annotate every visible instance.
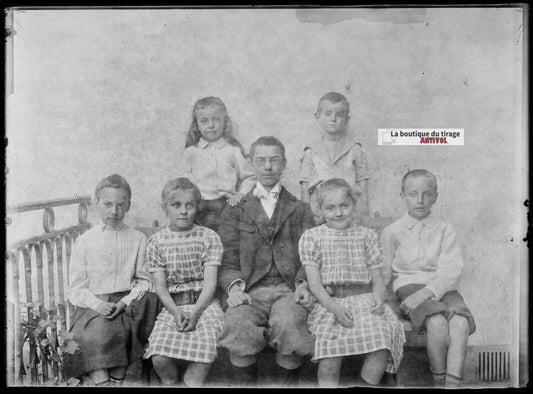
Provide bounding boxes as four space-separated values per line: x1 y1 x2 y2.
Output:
249 136 286 162
317 178 357 208
94 174 132 201
161 177 202 205
317 92 350 114
401 169 438 193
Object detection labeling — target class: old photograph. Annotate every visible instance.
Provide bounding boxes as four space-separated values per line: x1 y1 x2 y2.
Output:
4 6 528 388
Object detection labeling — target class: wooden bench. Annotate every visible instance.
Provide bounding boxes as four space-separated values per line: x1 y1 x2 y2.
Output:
6 199 426 387
138 214 428 387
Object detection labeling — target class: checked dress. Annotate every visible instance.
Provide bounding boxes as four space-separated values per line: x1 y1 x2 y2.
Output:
144 225 224 363
299 224 405 373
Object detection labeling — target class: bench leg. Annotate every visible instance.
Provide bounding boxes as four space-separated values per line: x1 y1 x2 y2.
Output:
141 358 152 386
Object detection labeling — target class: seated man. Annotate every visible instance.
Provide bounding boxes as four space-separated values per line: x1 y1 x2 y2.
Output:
218 136 315 387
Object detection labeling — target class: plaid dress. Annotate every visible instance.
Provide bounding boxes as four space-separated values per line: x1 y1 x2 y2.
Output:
299 224 405 372
144 225 225 363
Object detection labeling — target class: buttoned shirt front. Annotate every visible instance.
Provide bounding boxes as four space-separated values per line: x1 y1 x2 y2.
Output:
68 222 151 310
183 138 255 200
380 212 463 300
253 181 281 219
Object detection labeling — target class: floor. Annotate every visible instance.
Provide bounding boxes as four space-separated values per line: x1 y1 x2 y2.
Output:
120 347 514 389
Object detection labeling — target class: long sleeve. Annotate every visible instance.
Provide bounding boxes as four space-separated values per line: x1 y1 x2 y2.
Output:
218 204 244 294
299 148 315 186
425 224 464 300
234 150 256 195
182 147 194 179
294 203 316 283
119 235 151 306
351 144 370 182
68 236 103 311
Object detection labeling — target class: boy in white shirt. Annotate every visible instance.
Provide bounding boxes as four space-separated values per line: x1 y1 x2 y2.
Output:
380 169 476 388
65 174 159 386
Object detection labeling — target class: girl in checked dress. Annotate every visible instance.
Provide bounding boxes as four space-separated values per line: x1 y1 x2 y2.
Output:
144 178 224 387
298 178 405 387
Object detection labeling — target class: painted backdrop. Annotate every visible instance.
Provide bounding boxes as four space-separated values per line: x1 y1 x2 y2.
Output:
6 7 526 366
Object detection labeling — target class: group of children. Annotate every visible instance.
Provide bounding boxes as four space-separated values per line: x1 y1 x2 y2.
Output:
64 93 475 388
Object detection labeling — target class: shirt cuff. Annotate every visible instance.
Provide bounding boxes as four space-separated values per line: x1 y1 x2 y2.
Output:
120 289 145 307
228 279 246 294
88 297 103 312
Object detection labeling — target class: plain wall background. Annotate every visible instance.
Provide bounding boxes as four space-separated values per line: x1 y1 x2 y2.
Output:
6 8 526 351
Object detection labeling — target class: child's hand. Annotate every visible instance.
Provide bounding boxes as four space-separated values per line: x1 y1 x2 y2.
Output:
370 295 385 315
400 288 434 315
182 311 199 332
331 303 354 328
294 283 315 309
104 301 126 320
96 301 116 317
172 308 189 331
228 193 244 206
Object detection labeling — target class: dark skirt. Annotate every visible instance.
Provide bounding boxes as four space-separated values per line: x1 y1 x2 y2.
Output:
195 197 227 232
396 284 476 335
63 291 161 378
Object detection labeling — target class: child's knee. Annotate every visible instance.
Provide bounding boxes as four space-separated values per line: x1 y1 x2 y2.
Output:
365 349 389 366
276 353 303 369
319 357 343 374
425 314 448 337
448 315 470 339
151 355 171 370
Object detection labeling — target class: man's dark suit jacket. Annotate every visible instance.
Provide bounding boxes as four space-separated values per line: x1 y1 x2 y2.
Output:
218 186 315 308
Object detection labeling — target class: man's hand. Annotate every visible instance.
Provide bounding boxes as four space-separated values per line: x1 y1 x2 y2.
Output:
104 301 126 320
227 283 253 308
228 193 244 207
294 282 314 309
400 288 434 315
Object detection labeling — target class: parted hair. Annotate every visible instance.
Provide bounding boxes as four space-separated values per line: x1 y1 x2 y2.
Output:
94 174 132 202
249 136 286 162
161 177 202 206
316 178 357 208
401 169 438 193
185 96 247 157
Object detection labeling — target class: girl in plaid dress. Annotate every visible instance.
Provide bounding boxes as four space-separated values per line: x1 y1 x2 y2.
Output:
299 178 405 387
144 178 225 387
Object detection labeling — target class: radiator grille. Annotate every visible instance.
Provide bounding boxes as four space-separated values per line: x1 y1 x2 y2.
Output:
478 351 510 381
